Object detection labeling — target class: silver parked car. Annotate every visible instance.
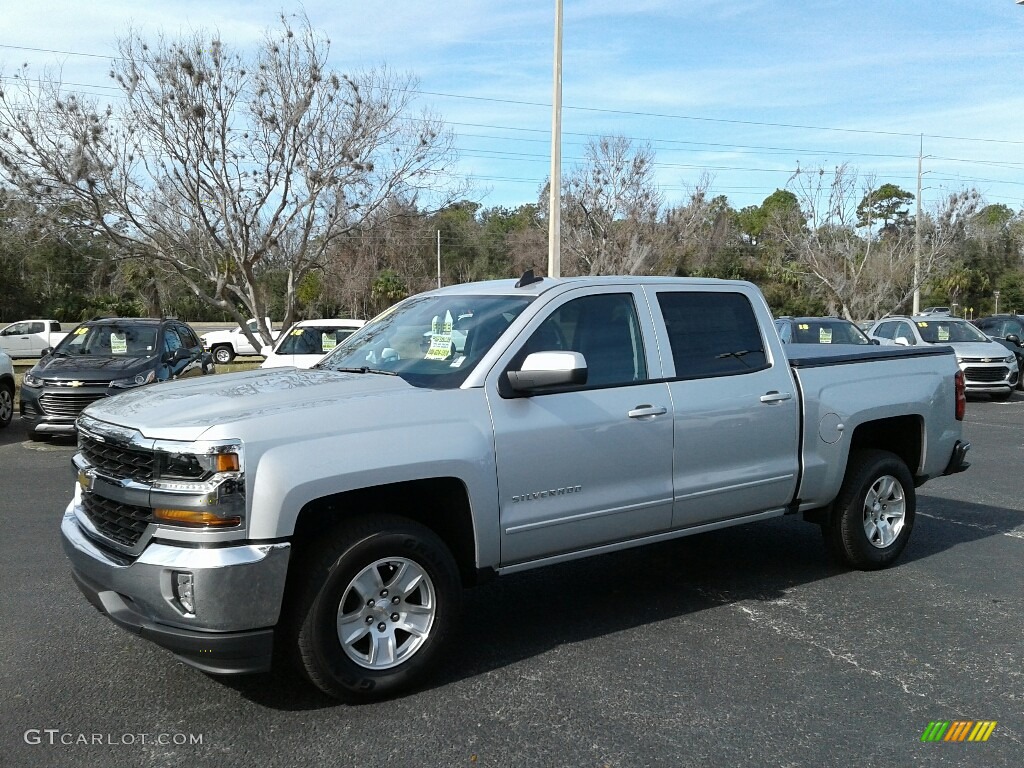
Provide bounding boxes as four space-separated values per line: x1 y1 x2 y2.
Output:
868 315 1018 399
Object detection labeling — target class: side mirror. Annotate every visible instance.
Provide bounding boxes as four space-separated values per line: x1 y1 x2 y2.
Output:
894 337 911 347
40 347 53 357
507 351 587 393
1006 334 1021 347
870 338 880 345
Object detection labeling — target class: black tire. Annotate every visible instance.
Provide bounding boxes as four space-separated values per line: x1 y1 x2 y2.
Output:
823 449 915 570
212 345 235 364
289 515 461 702
0 382 13 428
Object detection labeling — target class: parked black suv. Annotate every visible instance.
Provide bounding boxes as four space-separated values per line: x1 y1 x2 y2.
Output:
19 317 212 440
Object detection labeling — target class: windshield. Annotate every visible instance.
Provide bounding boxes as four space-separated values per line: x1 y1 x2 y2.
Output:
317 294 533 388
54 322 159 357
916 320 990 344
275 325 361 356
788 319 871 344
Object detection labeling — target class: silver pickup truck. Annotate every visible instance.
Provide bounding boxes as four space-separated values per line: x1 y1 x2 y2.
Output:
61 276 970 702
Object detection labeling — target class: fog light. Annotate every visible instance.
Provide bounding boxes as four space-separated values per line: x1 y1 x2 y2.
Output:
174 571 195 614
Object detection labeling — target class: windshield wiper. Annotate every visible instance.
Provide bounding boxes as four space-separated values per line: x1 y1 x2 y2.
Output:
326 366 398 376
715 349 760 368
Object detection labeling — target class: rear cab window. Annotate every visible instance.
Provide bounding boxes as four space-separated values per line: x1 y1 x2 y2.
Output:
655 291 769 379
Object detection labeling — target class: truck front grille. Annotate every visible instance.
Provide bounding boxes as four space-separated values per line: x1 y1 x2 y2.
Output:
81 492 152 548
39 391 107 418
78 434 156 483
964 366 1009 383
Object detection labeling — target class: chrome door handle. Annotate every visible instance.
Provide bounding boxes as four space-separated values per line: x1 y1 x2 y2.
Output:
628 405 668 418
759 391 793 404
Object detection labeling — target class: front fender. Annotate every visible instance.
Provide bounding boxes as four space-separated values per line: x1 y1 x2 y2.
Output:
247 419 500 569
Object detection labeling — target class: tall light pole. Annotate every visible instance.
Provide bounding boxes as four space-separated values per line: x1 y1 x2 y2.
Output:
913 135 923 314
547 0 563 279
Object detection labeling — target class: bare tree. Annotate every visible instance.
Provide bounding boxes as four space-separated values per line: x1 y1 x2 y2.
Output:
772 164 980 320
0 13 459 347
558 135 663 275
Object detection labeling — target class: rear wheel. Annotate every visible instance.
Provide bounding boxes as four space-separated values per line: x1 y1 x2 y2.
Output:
0 382 13 428
289 515 461 702
212 345 235 364
823 449 915 570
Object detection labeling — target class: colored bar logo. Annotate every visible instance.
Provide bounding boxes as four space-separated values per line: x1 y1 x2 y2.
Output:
921 721 997 742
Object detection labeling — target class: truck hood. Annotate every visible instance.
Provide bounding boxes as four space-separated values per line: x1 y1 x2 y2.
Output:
32 353 157 381
82 367 416 441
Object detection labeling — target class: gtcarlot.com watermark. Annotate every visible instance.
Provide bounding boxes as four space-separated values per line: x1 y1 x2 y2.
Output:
24 729 203 747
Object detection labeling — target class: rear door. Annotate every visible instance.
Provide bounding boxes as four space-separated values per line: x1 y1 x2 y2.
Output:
649 287 800 529
488 286 674 565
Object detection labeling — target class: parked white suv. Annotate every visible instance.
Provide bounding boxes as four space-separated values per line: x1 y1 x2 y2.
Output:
260 319 365 369
0 348 14 428
868 315 1018 399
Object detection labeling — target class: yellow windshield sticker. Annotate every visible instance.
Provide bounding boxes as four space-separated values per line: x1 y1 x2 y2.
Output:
322 333 336 351
819 327 833 343
291 328 304 336
918 322 928 327
425 311 454 360
110 332 127 355
798 324 809 330
74 327 88 335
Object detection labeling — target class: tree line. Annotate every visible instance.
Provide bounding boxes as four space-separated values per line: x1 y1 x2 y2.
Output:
2 14 1023 341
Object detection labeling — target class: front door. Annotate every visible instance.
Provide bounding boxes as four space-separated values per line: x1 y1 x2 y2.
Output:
488 288 674 566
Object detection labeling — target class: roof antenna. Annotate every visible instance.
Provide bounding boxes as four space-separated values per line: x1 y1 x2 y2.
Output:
515 269 544 288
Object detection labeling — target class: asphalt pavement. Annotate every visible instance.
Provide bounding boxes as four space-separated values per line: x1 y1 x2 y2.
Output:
1 397 1022 768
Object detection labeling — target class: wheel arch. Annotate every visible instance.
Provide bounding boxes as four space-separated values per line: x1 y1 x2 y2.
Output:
289 477 480 588
848 414 923 478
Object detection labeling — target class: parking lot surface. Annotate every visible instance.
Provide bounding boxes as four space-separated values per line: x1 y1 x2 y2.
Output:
1 396 1022 767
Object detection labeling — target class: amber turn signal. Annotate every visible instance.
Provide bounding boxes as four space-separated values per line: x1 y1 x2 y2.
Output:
154 509 241 527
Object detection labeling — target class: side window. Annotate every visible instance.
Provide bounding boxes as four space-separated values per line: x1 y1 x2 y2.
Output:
164 328 183 353
895 323 916 345
176 325 200 348
657 291 768 378
775 321 792 343
4 323 27 336
521 293 648 387
49 322 61 333
28 322 44 334
873 322 896 340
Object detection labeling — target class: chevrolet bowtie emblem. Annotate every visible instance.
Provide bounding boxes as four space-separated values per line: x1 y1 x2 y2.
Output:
68 381 83 387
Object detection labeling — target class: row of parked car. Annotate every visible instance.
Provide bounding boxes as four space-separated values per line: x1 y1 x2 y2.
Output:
776 312 1023 400
1 316 365 439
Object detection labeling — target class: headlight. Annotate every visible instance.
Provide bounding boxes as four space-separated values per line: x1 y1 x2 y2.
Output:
109 370 156 389
1004 355 1016 365
150 441 245 527
22 373 44 388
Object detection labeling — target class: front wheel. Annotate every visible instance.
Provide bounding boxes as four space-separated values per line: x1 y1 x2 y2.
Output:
212 345 235 364
290 515 462 702
823 449 915 570
0 383 13 427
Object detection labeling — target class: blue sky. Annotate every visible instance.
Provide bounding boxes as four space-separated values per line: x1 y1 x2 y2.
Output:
3 0 1024 214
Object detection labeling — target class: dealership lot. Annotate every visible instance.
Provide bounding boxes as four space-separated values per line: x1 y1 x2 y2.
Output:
1 398 1022 768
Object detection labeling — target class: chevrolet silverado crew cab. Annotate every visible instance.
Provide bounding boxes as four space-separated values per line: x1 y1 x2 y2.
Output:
61 275 970 702
0 319 67 358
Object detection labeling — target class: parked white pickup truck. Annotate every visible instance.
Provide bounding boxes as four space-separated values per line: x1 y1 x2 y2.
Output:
0 319 67 358
200 317 278 364
61 275 970 702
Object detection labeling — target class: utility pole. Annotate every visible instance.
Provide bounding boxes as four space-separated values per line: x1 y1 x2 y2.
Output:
547 0 563 279
913 134 923 315
437 230 441 289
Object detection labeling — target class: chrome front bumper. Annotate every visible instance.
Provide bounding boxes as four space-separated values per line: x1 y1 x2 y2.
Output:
61 503 291 674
